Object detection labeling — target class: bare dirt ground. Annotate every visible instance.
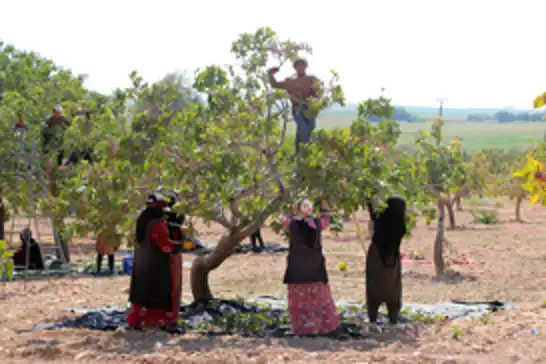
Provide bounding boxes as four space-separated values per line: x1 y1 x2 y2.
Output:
2 198 546 363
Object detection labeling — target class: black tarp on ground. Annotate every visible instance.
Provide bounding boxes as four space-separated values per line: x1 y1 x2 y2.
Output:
1 243 286 282
164 242 289 256
17 297 511 340
118 242 288 257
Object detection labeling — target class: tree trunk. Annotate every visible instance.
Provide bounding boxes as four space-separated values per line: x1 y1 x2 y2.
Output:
190 234 244 300
515 195 523 222
434 201 446 276
0 198 5 241
454 195 463 211
446 201 456 229
53 214 70 263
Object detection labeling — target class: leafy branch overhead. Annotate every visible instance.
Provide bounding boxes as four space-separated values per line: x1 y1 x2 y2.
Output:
1 27 440 247
51 27 352 243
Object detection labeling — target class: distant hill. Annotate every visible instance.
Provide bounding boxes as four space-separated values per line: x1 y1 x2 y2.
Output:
325 104 536 121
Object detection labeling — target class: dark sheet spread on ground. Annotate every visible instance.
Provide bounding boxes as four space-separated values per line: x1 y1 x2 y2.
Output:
190 242 289 256
17 296 511 340
1 243 287 282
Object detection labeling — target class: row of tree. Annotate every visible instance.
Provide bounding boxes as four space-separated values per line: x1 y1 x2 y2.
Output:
365 107 545 123
375 108 545 123
467 111 545 122
1 29 545 300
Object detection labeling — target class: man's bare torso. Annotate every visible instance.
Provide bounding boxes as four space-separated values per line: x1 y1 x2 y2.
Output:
283 75 318 102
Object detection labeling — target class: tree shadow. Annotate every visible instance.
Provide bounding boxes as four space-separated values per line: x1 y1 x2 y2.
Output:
404 270 478 285
430 270 478 285
503 219 542 225
445 225 501 232
1 271 126 285
403 271 434 280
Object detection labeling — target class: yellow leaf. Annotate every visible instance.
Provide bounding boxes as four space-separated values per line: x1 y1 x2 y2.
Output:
534 92 546 109
337 260 348 272
530 193 540 205
512 170 528 178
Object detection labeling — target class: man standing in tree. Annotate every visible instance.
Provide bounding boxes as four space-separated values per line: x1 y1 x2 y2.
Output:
42 104 70 168
268 59 321 153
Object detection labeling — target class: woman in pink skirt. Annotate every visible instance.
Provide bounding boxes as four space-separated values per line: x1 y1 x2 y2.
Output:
282 199 340 336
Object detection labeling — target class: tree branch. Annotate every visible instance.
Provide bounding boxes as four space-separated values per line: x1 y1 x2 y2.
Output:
265 152 285 195
274 115 290 154
212 213 233 229
233 194 285 240
228 197 244 223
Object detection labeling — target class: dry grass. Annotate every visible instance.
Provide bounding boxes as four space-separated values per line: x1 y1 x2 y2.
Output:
2 198 546 363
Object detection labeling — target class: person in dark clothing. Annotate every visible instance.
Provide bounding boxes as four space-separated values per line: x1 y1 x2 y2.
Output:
96 251 115 274
282 199 339 336
42 104 71 166
127 193 183 330
249 228 265 252
365 196 407 325
165 191 185 242
13 228 45 270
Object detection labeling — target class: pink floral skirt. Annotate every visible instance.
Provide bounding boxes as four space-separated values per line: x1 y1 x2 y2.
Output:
287 282 340 335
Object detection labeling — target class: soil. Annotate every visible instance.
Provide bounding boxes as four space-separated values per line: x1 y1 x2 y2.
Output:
2 198 546 363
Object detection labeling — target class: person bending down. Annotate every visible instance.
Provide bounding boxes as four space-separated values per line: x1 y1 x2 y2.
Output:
365 196 407 325
127 193 183 330
282 199 339 336
95 223 120 274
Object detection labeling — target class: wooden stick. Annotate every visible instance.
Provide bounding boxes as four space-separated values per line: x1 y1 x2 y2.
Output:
352 212 368 258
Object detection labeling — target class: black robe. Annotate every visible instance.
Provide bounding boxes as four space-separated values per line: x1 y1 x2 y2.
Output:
365 197 406 324
129 209 174 312
13 236 45 270
283 218 328 284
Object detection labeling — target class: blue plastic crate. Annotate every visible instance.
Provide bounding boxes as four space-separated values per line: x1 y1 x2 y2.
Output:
122 256 133 275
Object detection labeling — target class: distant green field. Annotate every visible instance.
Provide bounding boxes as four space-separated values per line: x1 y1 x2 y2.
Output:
310 114 546 152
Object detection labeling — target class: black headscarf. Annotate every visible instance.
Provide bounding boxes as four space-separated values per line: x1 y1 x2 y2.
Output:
369 196 407 267
135 206 165 242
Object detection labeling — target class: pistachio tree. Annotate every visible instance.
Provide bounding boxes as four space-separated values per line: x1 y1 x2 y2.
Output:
55 27 425 300
0 42 89 251
476 149 527 221
414 118 467 274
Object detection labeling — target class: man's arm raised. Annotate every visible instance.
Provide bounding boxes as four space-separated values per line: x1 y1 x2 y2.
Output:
268 67 286 90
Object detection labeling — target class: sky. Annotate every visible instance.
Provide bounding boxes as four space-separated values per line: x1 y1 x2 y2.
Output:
0 0 544 109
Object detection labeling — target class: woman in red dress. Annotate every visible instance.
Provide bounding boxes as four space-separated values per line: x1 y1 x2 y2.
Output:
282 199 340 336
127 193 183 330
